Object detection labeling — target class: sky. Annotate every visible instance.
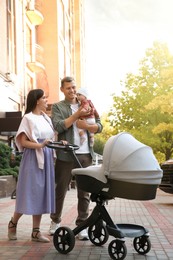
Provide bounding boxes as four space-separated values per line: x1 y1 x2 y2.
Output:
84 0 173 115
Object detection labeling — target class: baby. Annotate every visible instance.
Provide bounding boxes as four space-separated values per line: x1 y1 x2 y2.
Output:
76 88 100 147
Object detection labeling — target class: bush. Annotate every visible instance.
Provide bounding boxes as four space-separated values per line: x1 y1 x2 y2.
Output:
0 142 21 177
93 136 105 155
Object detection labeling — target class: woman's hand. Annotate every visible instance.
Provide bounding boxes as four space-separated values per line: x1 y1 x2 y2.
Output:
41 139 52 148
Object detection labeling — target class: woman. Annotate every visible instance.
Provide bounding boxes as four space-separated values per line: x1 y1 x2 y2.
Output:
8 89 56 243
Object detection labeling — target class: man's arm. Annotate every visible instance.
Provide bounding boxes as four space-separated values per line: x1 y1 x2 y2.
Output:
64 112 79 129
52 102 93 133
76 117 103 134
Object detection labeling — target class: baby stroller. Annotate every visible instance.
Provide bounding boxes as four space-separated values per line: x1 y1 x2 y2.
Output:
48 132 163 260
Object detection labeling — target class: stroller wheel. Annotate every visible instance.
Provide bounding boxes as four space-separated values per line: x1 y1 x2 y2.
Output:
133 235 151 255
53 226 75 254
88 222 109 246
108 239 127 260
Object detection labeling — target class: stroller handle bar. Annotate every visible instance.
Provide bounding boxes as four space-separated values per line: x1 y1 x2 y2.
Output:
46 141 82 168
46 141 80 151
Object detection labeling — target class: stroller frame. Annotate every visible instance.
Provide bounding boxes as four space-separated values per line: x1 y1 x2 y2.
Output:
47 142 151 260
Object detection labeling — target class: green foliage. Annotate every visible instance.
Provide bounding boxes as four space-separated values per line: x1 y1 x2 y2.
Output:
94 114 118 155
0 168 18 178
94 136 105 155
0 142 21 177
0 142 12 168
108 41 173 163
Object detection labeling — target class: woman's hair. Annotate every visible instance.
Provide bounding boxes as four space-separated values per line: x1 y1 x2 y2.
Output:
25 89 44 114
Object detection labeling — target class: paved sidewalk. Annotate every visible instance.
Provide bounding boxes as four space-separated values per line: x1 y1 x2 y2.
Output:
0 188 173 259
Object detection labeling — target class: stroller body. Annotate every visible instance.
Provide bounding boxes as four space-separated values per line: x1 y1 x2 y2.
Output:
51 132 163 260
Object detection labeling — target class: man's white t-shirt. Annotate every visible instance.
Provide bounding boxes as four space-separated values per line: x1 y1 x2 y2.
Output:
71 104 90 154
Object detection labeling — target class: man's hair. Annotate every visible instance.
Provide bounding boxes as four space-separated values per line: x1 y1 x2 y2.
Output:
61 76 74 87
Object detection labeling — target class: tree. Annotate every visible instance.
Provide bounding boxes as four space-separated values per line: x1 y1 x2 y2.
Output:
108 41 173 162
94 113 116 155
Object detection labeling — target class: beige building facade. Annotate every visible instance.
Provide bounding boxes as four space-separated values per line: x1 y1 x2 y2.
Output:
0 0 85 123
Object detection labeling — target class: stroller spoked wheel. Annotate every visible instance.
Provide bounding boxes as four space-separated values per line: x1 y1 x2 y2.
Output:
133 235 151 255
53 226 75 254
108 239 127 260
88 222 109 246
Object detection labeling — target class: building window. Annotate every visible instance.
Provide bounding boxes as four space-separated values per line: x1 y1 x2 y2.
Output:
58 0 73 76
26 25 32 57
26 74 33 93
7 0 16 74
59 40 65 77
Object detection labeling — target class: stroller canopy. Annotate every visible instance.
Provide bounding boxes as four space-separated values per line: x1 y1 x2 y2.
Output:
72 132 163 200
103 132 162 185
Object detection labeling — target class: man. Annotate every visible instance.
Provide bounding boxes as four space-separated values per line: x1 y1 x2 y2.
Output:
49 76 103 240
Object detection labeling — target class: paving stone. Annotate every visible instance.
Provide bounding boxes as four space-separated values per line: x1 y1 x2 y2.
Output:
0 189 173 259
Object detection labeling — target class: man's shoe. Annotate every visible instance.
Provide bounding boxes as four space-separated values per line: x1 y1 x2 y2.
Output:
49 221 60 235
78 229 89 240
